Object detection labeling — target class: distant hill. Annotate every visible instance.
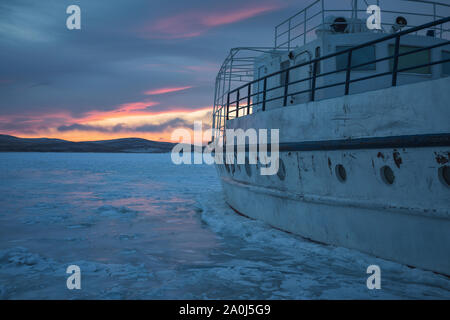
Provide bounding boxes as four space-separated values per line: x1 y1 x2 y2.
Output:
0 134 176 153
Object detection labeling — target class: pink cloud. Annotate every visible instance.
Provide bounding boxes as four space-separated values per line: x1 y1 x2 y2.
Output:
140 3 281 39
117 101 159 112
78 100 159 122
144 86 192 95
184 64 219 73
203 6 278 27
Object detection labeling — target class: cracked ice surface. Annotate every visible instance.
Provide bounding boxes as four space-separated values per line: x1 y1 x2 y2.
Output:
0 153 449 299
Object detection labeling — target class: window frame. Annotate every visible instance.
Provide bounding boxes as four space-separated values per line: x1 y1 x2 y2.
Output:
335 45 377 72
388 44 432 75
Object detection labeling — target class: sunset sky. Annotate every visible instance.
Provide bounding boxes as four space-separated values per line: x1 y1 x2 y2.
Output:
0 0 301 142
0 0 443 142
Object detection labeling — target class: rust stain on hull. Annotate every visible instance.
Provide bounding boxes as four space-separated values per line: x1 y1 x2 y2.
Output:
393 150 403 168
435 153 449 165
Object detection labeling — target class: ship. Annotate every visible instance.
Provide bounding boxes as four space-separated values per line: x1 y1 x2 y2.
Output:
210 0 450 275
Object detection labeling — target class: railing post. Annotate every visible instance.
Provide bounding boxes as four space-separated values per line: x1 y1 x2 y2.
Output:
321 0 325 30
433 4 436 22
236 90 240 118
262 78 267 111
433 4 437 37
226 92 230 120
392 35 400 87
345 50 353 95
247 84 251 115
283 69 290 106
304 10 307 45
275 26 278 48
311 61 318 101
288 19 291 51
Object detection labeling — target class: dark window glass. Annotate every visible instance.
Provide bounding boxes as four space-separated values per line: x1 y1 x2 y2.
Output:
389 45 431 74
336 45 376 71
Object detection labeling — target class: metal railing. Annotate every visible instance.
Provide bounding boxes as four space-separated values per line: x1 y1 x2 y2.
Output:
212 47 283 141
225 17 450 121
275 0 450 50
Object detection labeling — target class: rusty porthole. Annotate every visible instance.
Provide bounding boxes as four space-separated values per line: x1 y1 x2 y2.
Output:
381 165 395 185
335 164 347 183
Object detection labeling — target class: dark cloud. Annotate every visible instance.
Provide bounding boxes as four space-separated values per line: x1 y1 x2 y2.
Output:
3 0 358 139
0 0 296 121
134 118 191 132
57 123 111 133
2 0 442 139
1 0 438 125
57 118 192 133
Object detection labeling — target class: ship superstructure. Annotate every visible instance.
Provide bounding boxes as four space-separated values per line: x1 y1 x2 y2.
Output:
211 0 450 275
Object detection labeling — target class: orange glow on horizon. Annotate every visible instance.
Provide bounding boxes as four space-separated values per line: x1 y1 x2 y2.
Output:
10 131 186 143
1 107 213 143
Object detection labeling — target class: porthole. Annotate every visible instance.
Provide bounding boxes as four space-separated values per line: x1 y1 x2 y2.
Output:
380 165 395 185
245 156 252 177
438 166 450 188
335 164 347 183
277 159 286 181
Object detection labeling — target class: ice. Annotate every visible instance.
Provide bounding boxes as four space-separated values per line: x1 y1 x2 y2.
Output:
0 152 449 299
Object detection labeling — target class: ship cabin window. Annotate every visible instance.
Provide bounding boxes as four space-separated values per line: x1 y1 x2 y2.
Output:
315 46 321 74
443 51 450 75
280 60 290 86
389 45 431 74
336 45 376 71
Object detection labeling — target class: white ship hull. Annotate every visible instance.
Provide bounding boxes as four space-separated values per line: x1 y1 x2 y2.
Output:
215 77 450 275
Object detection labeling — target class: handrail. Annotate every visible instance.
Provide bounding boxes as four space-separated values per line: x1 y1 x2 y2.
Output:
235 16 450 94
274 0 450 50
275 0 320 29
224 16 450 120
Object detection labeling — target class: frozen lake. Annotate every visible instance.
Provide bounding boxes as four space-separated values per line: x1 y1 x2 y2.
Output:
0 152 448 299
